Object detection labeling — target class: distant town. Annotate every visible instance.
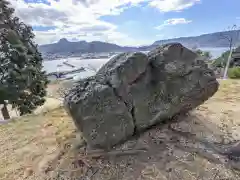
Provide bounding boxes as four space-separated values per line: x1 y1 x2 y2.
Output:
42 51 120 61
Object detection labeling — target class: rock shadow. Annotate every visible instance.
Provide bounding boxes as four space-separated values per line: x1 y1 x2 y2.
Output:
50 111 240 180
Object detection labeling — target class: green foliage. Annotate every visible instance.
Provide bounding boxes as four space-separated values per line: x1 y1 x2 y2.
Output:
212 50 231 68
0 1 49 115
228 67 240 79
194 49 212 60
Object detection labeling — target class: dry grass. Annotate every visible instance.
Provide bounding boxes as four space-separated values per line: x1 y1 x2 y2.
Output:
199 79 240 142
0 79 240 180
0 108 76 180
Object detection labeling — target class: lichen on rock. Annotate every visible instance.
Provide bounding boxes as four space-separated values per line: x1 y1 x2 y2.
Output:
64 43 219 149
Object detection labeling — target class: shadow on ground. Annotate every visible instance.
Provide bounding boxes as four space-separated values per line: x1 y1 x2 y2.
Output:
1 80 240 180
48 111 240 180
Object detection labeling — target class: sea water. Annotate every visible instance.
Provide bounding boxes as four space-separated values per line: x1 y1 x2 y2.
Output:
43 47 228 81
43 58 109 81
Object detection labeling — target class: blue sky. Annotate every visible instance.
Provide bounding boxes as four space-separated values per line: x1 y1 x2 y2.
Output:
10 0 240 45
104 0 240 39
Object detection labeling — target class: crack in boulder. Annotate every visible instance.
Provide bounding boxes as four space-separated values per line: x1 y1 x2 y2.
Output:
105 80 137 135
130 105 137 134
129 70 147 86
64 43 219 149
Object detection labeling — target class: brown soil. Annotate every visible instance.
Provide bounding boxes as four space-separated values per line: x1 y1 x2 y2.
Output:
1 80 240 180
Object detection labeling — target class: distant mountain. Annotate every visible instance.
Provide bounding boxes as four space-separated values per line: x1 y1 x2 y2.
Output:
39 38 137 54
153 30 240 48
39 30 240 55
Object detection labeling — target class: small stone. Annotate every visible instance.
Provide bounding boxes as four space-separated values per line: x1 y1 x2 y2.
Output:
43 123 53 128
23 167 33 178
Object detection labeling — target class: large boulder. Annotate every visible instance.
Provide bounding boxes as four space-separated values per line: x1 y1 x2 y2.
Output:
132 43 219 130
64 43 219 149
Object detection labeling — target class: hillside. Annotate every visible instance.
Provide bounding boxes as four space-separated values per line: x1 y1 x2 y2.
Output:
39 30 240 55
0 80 240 180
153 30 240 48
39 38 137 54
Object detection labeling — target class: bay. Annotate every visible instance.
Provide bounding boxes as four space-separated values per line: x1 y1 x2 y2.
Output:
43 47 228 81
43 58 109 81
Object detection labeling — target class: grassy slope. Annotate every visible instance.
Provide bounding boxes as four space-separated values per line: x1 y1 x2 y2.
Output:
0 80 240 180
0 108 76 180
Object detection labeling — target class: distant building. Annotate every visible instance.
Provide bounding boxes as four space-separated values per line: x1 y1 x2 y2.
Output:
231 47 240 67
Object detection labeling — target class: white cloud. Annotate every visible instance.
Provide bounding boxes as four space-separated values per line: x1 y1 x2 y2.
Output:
8 0 152 45
150 0 200 12
8 0 199 45
155 18 192 30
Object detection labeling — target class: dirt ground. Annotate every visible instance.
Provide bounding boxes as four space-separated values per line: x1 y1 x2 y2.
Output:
0 80 240 180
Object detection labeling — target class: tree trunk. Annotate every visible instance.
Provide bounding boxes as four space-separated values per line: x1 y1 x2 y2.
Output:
1 102 10 120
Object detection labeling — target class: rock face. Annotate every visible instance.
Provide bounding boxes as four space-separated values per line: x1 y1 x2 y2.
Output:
64 43 219 149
